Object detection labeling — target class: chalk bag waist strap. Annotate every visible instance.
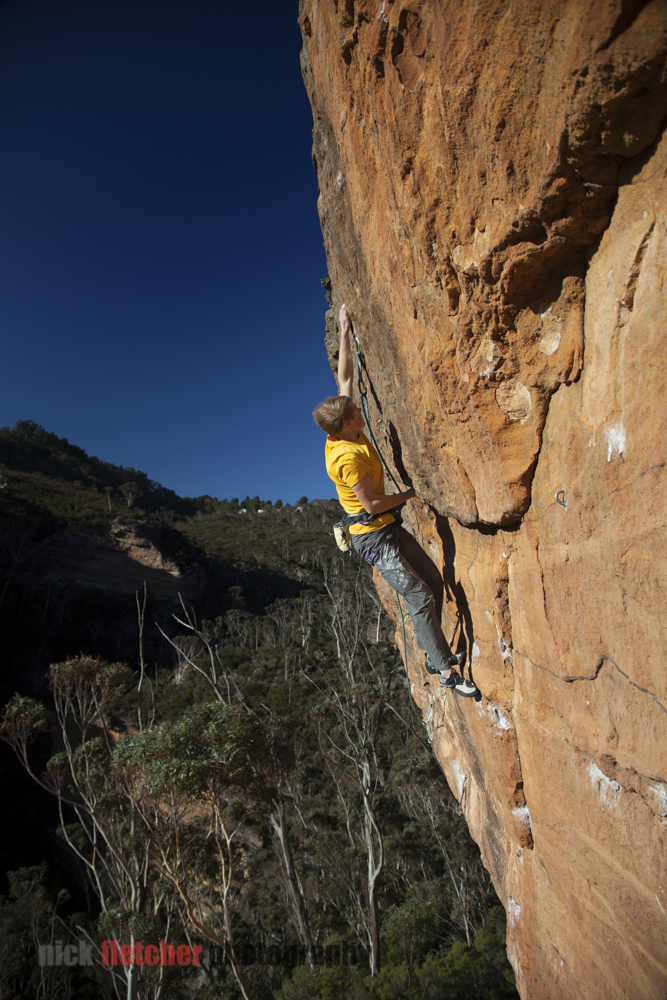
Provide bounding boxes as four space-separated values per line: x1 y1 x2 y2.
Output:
332 511 381 553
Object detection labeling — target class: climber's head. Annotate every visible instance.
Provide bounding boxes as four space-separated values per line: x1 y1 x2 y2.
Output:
313 395 362 437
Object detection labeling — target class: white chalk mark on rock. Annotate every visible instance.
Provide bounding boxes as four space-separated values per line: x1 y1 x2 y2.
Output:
498 637 513 661
477 700 513 730
588 762 622 810
605 422 626 462
539 306 563 355
492 705 512 730
451 760 466 798
512 805 531 827
649 783 667 816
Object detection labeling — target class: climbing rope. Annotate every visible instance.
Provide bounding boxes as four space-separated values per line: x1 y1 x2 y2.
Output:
351 318 469 815
352 333 401 491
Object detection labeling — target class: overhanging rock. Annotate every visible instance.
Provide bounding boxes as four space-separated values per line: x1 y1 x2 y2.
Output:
300 2 667 997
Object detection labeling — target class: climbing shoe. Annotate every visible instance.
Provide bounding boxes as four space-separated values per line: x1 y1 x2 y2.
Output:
440 671 478 698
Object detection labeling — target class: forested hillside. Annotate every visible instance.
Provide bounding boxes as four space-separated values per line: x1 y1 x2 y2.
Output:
0 422 516 999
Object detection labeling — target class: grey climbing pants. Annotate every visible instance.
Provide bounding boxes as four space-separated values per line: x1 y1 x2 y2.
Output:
352 523 451 672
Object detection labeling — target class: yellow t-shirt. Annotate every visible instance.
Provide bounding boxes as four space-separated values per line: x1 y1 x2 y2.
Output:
325 431 396 535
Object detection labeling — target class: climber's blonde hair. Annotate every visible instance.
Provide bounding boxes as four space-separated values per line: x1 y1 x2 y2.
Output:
312 395 356 436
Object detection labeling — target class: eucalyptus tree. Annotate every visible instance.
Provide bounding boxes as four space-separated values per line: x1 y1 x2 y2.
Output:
391 766 496 949
113 701 282 1000
157 595 246 707
118 482 140 508
0 653 299 1000
0 656 181 1000
160 594 318 972
305 558 395 977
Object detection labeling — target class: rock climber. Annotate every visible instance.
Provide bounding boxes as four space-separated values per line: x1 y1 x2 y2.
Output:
313 304 478 698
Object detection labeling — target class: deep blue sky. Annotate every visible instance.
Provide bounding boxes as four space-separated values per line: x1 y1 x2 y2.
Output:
0 0 337 504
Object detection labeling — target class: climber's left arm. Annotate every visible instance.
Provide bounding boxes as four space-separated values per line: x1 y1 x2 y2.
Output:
337 304 354 401
351 475 415 515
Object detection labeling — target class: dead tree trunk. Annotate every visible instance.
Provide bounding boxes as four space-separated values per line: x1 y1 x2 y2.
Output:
270 795 316 969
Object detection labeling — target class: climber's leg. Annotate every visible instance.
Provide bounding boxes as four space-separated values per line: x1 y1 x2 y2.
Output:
352 524 452 672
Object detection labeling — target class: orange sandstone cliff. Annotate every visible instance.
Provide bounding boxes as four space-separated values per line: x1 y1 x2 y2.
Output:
299 2 667 997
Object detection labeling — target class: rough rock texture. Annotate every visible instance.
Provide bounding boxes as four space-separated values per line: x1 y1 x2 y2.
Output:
300 2 667 998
